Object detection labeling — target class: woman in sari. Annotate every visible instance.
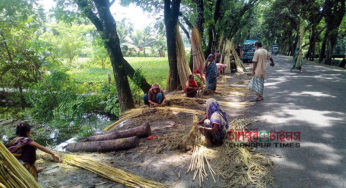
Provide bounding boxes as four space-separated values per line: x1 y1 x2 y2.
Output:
291 48 302 72
198 98 229 146
205 54 217 91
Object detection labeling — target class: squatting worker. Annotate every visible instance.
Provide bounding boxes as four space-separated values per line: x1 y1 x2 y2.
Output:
248 41 275 102
184 74 198 98
198 98 229 146
142 84 166 107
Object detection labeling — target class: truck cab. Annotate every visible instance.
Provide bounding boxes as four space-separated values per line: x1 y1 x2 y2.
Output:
272 44 279 55
241 40 257 63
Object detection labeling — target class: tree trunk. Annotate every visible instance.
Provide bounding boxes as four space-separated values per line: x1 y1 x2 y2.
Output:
325 40 333 65
306 25 317 61
80 123 151 142
76 0 151 98
205 27 213 56
164 0 181 91
66 136 139 152
122 58 151 93
195 0 204 36
212 0 222 51
320 0 345 65
319 35 327 63
205 0 223 56
92 0 134 111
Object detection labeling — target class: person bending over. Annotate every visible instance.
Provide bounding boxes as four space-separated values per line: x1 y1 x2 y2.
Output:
198 98 229 146
6 123 61 181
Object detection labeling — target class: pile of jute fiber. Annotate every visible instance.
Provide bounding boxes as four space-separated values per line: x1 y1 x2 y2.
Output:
63 154 166 188
0 142 42 188
181 118 273 187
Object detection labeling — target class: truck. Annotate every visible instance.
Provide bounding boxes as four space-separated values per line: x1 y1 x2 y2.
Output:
272 44 279 55
241 40 257 63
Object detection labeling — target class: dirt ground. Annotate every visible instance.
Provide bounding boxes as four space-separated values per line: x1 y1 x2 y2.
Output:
37 70 257 188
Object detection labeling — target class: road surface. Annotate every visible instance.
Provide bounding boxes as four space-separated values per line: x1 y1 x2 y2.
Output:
248 55 346 188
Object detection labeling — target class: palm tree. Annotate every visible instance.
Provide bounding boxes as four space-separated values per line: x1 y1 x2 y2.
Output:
130 26 156 55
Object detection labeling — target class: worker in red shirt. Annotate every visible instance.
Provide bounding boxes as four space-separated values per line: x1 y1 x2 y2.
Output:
184 75 198 97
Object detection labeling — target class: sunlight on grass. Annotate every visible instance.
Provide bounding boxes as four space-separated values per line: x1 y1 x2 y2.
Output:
68 57 169 89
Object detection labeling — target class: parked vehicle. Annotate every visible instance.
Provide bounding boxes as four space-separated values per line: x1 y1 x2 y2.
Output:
272 44 279 55
241 40 257 63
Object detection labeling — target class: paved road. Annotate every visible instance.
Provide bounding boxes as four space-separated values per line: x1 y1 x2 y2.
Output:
247 55 346 188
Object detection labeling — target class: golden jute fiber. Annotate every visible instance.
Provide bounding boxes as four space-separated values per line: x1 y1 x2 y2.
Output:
0 142 42 188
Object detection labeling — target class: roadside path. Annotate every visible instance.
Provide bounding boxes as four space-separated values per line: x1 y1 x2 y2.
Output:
248 55 346 188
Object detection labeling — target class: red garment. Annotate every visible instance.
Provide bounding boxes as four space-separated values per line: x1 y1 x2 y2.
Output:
184 80 198 93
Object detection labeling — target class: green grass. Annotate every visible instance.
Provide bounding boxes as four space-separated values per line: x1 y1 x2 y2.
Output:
68 57 169 90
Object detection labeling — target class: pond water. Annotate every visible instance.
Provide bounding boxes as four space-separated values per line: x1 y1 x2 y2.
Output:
0 110 113 147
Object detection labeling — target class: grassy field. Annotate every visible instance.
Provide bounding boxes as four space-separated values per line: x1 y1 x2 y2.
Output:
68 57 169 90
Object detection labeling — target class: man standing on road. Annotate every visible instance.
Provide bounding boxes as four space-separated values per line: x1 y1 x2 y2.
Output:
248 41 275 101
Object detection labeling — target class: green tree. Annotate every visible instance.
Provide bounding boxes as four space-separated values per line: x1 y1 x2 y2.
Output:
40 22 94 65
0 0 45 108
319 0 345 65
121 0 182 91
130 27 156 55
55 0 152 111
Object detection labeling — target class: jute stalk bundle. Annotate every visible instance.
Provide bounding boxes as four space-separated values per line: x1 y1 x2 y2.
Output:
0 142 42 188
230 40 246 72
191 27 205 74
222 40 232 73
176 24 192 88
63 154 166 188
187 146 217 187
183 116 217 186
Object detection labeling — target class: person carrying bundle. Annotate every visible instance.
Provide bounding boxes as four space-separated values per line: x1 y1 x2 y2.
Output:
6 123 61 181
184 74 198 98
142 84 166 107
198 98 229 146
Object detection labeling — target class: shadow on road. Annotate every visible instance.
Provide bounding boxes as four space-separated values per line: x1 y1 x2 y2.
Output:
248 55 346 188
